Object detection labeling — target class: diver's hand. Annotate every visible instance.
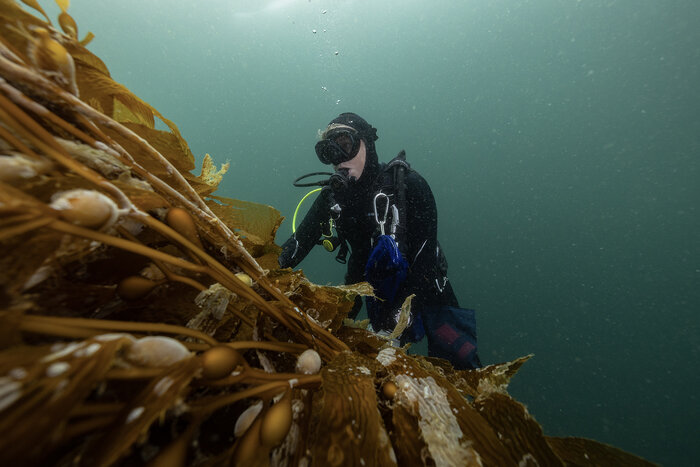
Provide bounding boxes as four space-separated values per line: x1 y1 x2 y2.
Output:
278 236 300 269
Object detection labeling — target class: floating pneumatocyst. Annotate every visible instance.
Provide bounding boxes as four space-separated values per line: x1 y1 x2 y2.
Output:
382 381 398 400
50 189 119 230
232 416 269 465
260 390 293 447
166 207 202 248
117 276 159 300
200 345 243 380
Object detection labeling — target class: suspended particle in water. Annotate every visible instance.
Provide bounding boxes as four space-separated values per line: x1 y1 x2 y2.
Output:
312 29 317 34
334 51 339 55
322 9 327 14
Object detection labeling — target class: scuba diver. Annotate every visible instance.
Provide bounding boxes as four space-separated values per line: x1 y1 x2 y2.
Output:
279 113 481 370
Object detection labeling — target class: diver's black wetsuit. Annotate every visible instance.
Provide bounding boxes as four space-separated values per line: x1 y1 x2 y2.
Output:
279 162 459 335
279 112 480 369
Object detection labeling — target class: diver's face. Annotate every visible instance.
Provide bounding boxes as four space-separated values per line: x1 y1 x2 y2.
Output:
335 140 366 181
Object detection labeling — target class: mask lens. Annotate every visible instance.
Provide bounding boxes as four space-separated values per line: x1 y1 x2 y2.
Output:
332 133 355 156
314 129 360 165
315 140 344 165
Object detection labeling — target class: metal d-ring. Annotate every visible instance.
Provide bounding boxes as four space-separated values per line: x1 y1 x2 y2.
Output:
373 192 389 235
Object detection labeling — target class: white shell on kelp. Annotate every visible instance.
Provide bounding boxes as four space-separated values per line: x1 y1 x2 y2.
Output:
50 189 119 230
234 401 263 437
125 336 191 368
295 349 321 375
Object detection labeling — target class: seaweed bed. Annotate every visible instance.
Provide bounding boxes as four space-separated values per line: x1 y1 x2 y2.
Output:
0 1 655 466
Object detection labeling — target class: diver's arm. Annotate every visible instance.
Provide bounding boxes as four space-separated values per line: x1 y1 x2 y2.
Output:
278 193 327 269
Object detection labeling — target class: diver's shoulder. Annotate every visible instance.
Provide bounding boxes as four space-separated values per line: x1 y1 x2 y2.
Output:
405 167 431 187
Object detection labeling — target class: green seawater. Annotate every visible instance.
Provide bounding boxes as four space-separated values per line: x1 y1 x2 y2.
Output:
45 1 699 465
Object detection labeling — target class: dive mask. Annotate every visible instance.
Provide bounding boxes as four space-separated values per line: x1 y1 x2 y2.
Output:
315 127 361 165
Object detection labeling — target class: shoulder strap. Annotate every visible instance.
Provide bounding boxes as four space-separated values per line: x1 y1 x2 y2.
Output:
388 150 409 241
375 151 411 193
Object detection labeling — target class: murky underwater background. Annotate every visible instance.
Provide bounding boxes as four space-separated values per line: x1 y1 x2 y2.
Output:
41 0 698 465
